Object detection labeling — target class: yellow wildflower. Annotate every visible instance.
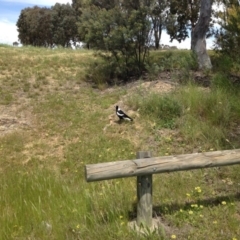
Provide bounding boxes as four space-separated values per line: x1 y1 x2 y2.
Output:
191 204 198 208
195 186 202 193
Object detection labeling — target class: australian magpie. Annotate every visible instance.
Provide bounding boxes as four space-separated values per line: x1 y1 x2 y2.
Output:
116 105 133 121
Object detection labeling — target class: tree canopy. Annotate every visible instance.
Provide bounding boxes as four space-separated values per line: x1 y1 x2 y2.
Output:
17 3 78 47
79 1 152 80
17 6 53 47
15 0 240 72
167 0 200 44
214 0 240 59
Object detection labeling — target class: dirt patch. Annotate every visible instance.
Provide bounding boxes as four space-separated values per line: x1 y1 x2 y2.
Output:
0 117 30 135
137 79 177 93
0 103 33 136
126 73 178 93
102 77 179 153
107 76 177 118
21 135 65 166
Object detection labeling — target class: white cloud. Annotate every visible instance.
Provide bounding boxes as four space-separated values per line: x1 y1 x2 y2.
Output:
0 19 18 45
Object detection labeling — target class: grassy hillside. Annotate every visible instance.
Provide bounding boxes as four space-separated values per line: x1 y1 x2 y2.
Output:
1 44 240 239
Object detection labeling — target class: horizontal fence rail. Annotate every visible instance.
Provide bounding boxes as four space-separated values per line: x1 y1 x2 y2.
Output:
85 149 240 182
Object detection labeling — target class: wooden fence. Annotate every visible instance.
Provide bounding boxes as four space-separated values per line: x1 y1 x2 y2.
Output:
85 149 240 228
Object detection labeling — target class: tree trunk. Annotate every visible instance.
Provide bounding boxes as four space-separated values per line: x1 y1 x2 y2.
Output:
154 29 160 49
191 0 213 69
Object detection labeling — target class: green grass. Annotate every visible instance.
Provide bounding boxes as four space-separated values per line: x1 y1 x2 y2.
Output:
128 90 182 129
128 83 240 153
0 46 240 239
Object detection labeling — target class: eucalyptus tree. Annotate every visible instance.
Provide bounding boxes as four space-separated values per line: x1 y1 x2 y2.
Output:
167 0 200 43
17 6 54 47
167 0 213 69
51 3 79 47
149 0 169 49
191 0 213 69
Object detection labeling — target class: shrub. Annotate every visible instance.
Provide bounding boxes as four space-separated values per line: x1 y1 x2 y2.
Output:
79 5 151 82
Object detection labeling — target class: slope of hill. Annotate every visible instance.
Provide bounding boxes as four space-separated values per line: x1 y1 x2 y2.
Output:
0 45 240 239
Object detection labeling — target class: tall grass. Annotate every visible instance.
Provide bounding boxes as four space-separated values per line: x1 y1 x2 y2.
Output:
128 90 182 129
178 84 240 149
128 82 240 151
0 166 141 239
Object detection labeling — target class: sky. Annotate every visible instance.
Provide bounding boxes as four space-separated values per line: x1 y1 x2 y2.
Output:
0 0 214 49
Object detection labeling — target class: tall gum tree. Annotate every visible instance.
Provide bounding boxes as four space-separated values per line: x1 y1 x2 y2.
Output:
191 0 213 69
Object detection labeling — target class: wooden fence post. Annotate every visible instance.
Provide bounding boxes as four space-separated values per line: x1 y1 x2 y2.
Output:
85 149 240 232
136 151 152 228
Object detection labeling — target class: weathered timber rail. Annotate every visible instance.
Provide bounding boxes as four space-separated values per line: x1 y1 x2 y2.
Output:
85 149 240 182
85 149 240 228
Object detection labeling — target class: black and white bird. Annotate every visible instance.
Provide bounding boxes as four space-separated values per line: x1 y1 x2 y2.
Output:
116 105 133 121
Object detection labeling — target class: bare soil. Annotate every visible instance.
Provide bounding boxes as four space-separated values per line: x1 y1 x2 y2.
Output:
0 96 33 136
0 70 209 138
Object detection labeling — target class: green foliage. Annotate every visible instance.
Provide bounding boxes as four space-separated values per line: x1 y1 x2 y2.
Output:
141 94 181 124
128 79 240 150
79 3 152 81
211 52 240 92
211 73 234 91
51 3 79 47
214 5 240 61
167 0 200 43
17 4 78 47
149 50 197 71
84 56 116 87
211 53 233 72
146 50 198 81
17 6 53 47
77 0 169 50
149 0 169 49
177 84 240 149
